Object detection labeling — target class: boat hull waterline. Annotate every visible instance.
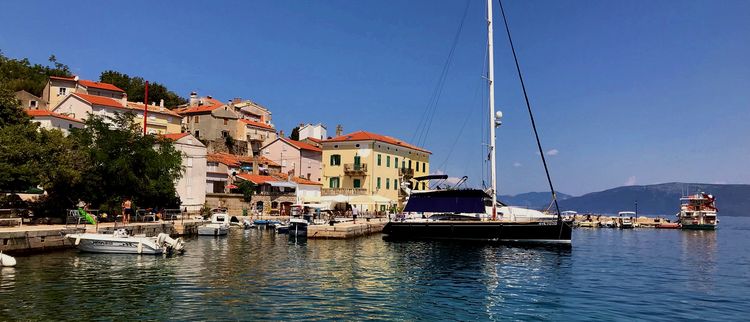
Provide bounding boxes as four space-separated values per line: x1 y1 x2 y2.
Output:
382 221 572 244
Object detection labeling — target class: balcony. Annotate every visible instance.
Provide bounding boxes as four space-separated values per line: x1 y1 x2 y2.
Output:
344 163 367 176
322 188 368 196
399 167 414 178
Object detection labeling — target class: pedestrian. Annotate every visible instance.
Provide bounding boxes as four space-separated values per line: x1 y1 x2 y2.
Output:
352 206 359 223
122 197 133 224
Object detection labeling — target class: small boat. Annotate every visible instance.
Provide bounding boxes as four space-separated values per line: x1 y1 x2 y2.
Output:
656 222 681 229
678 193 718 230
0 252 16 267
288 218 309 237
198 209 231 236
65 229 185 255
601 220 616 228
577 221 596 228
617 211 636 229
275 224 289 234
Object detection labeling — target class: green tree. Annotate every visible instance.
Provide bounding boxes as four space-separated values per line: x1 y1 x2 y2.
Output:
237 180 255 202
290 126 300 141
99 70 187 108
0 51 71 96
69 112 184 214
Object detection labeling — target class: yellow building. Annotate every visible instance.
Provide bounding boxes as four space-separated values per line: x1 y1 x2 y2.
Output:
322 131 431 210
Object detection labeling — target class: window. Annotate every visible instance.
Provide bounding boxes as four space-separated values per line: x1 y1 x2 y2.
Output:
394 179 398 190
401 160 405 168
408 160 412 169
377 177 381 189
377 154 382 166
29 100 37 108
223 118 228 125
187 158 193 167
386 178 390 190
329 177 340 188
422 162 426 173
416 161 420 172
195 116 200 124
58 88 66 96
353 179 361 188
422 182 426 190
395 158 399 168
330 154 341 166
194 130 200 138
168 117 173 123
386 156 390 167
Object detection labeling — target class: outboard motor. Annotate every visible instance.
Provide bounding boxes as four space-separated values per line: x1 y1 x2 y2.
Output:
157 233 185 254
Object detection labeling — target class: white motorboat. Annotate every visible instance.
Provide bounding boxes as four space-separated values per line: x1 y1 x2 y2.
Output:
1 252 16 267
198 209 231 236
288 218 308 237
65 229 185 255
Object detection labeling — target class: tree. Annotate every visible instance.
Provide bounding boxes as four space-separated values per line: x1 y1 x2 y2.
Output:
0 85 28 127
0 51 71 96
99 70 187 108
68 112 184 214
237 180 255 202
290 126 300 141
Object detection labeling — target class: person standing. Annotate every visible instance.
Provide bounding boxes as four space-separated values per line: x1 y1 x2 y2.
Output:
122 198 133 224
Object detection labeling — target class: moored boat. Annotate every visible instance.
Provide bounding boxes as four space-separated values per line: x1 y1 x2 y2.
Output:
288 218 309 237
198 209 231 236
656 222 681 229
677 193 718 230
0 252 16 267
65 229 185 255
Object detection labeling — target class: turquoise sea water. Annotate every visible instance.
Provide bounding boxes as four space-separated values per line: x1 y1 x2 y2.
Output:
1 217 749 321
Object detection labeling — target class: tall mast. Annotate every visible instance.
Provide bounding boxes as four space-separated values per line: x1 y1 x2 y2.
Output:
487 0 497 220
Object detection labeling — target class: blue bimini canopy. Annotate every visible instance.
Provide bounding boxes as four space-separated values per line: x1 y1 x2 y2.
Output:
403 189 489 214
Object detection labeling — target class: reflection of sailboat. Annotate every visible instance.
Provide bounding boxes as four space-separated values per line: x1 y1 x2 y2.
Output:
382 0 572 244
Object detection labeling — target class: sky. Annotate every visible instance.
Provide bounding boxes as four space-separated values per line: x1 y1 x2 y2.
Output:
1 0 749 196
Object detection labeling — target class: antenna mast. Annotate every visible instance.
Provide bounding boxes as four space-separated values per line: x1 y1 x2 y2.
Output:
487 0 498 220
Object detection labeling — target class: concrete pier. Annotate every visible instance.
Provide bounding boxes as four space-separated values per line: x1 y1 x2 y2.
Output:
0 219 204 255
307 218 387 239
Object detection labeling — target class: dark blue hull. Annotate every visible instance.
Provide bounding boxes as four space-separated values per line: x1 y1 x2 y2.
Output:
382 220 572 245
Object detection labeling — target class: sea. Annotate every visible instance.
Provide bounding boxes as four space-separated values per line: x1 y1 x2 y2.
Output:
2 217 749 321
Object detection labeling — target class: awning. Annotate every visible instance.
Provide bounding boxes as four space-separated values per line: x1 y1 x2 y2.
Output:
349 195 394 205
226 184 238 189
321 195 349 203
269 181 296 188
301 195 322 203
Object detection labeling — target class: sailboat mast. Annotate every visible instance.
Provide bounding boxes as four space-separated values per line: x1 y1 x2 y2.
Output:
487 0 498 220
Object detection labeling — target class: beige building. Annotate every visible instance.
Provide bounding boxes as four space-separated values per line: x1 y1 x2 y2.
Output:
15 90 47 110
177 94 240 142
43 75 127 109
261 137 323 182
51 92 182 134
164 133 207 212
26 110 84 135
321 131 431 210
238 118 277 156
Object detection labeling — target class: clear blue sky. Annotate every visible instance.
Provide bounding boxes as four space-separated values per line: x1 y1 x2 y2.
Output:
2 0 748 195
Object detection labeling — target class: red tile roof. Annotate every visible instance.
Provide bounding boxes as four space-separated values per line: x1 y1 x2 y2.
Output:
162 133 189 141
125 102 181 117
78 80 125 92
72 92 124 108
305 137 322 144
236 173 280 185
207 152 280 168
26 110 83 123
175 98 225 114
239 118 274 130
325 130 431 154
49 75 77 81
273 173 323 186
280 137 322 152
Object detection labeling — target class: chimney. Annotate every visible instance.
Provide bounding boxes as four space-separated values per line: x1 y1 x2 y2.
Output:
279 130 285 138
233 97 242 104
335 124 343 137
189 92 198 107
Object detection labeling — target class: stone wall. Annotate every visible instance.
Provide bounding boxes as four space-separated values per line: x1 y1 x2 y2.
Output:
205 193 295 216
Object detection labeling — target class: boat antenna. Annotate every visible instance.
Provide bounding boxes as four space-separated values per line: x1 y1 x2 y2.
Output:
497 0 562 224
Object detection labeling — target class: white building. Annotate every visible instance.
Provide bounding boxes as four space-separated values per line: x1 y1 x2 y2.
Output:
26 110 84 135
298 123 327 141
164 133 207 212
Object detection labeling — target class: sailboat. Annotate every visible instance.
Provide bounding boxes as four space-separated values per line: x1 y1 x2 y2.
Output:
382 0 573 245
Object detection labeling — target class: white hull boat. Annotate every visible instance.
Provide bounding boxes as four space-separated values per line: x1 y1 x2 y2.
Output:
198 209 231 236
289 218 308 237
65 229 185 255
1 252 16 267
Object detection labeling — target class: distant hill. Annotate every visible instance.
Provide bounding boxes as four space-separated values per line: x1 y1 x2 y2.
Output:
557 183 750 217
498 191 572 209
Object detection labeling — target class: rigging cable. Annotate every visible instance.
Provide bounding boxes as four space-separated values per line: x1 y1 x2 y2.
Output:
410 0 472 148
497 0 562 225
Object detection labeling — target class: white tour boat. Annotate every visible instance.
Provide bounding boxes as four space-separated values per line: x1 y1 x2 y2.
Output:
65 229 185 255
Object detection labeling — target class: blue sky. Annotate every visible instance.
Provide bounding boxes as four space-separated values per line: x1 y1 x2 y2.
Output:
2 0 748 195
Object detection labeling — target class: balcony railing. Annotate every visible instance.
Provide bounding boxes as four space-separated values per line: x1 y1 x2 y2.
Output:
344 163 367 175
322 188 368 196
